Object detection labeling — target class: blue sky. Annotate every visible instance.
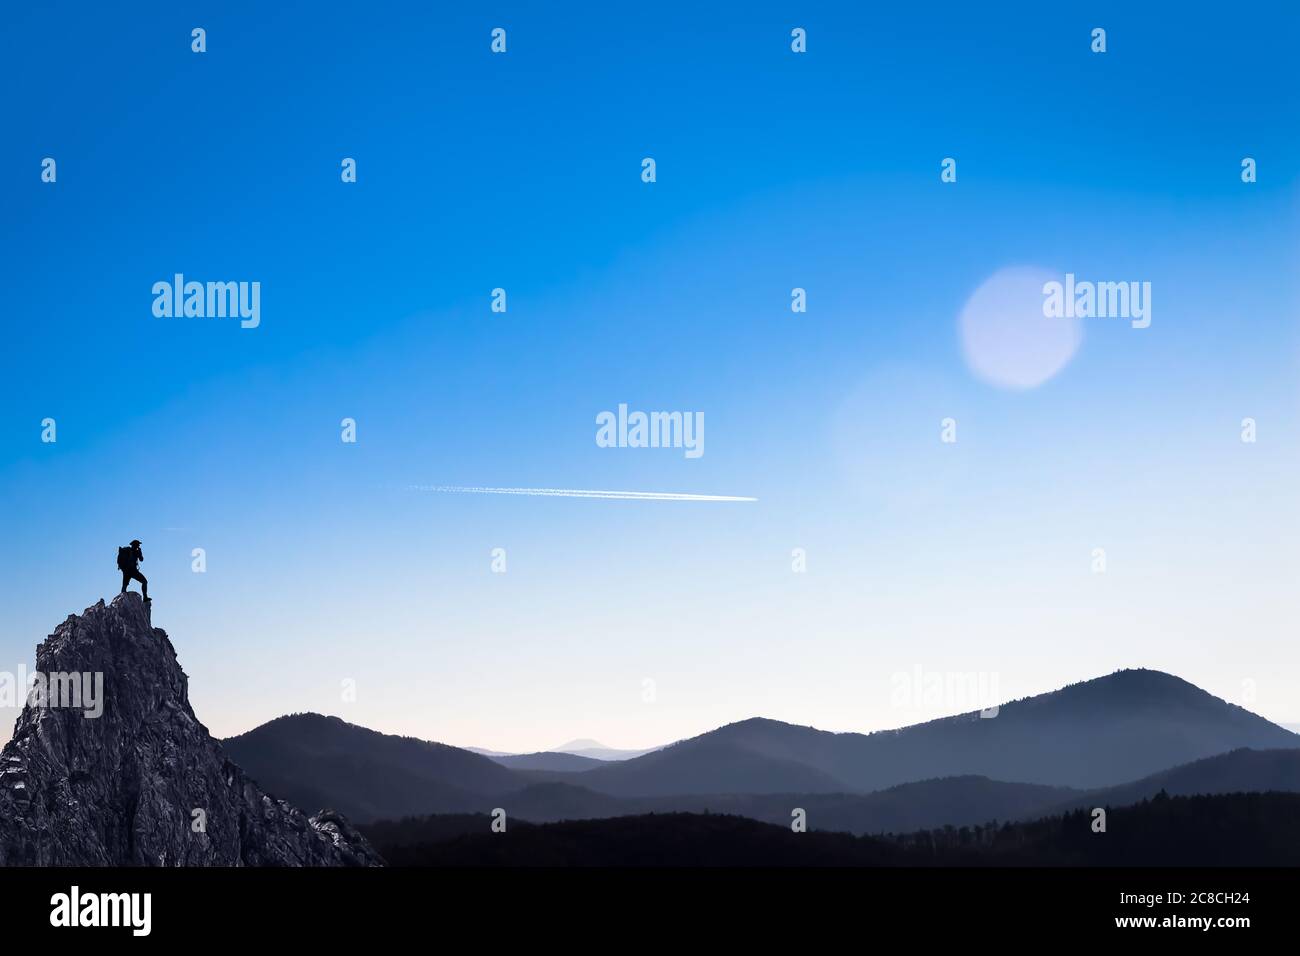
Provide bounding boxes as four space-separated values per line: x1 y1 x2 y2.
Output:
2 2 1298 750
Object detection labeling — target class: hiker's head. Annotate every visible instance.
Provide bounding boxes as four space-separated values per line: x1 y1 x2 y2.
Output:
130 539 142 547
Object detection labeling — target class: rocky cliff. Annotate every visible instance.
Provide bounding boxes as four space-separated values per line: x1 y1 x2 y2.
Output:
0 592 380 866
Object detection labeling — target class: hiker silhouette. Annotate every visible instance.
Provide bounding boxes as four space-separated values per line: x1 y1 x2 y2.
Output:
117 539 149 602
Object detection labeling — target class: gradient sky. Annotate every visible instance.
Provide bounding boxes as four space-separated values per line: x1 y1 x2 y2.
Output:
3 2 1298 751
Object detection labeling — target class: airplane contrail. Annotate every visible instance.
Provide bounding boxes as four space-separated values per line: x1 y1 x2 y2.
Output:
409 485 757 502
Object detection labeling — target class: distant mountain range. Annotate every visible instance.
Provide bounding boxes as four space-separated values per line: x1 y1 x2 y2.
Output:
440 748 1300 836
573 669 1296 796
15 596 1294 868
222 668 1300 836
465 739 663 767
545 739 663 761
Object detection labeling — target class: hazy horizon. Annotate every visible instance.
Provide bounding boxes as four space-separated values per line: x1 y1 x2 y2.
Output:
4 633 1296 753
219 665 1300 754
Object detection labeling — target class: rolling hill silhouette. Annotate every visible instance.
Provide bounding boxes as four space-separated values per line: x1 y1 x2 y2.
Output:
573 669 1298 795
1049 746 1300 815
222 713 520 822
488 752 607 772
498 776 1077 833
222 668 1298 826
361 791 1300 867
512 747 1300 833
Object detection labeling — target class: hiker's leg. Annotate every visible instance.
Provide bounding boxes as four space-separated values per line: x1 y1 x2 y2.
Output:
135 571 149 600
121 571 130 594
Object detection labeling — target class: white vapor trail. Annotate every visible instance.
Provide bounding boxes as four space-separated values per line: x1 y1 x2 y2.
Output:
409 485 757 502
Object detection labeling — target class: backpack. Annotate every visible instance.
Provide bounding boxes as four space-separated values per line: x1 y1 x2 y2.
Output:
117 546 133 572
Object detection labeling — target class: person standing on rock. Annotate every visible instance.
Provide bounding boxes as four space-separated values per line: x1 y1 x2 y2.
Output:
117 539 149 603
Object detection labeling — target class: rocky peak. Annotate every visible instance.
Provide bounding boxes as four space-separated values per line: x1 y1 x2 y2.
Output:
0 592 381 866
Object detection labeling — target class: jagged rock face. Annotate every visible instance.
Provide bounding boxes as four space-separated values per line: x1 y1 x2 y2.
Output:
0 593 381 866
